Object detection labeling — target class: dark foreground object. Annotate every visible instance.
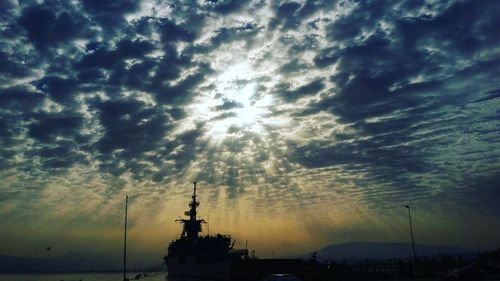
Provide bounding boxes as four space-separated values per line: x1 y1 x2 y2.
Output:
164 183 500 281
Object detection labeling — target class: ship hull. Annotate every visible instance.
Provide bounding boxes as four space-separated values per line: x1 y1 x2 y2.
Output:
167 258 231 281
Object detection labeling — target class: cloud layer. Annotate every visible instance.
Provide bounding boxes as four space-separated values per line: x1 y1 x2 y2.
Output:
1 0 499 258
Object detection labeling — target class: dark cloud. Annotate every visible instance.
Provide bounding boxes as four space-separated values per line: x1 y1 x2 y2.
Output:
34 76 78 104
28 139 87 169
210 0 250 14
269 2 302 30
158 18 196 44
88 97 206 180
327 15 362 41
3 0 218 180
288 130 425 178
152 126 206 182
94 99 171 155
306 0 499 126
395 1 500 54
18 3 91 51
0 86 45 111
471 89 500 104
0 86 46 170
211 112 238 121
277 58 309 74
28 113 85 143
81 0 139 31
168 127 205 171
433 172 500 216
0 120 9 138
0 51 33 80
214 100 244 111
76 39 156 70
277 0 500 211
274 78 325 102
154 63 213 104
190 22 262 54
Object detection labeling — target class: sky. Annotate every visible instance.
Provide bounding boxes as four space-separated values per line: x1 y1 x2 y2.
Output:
0 0 499 263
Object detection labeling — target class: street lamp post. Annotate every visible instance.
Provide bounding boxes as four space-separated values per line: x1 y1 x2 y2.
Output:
405 205 418 263
124 196 129 281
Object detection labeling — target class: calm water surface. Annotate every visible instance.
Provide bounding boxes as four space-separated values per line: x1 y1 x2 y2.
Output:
0 272 167 281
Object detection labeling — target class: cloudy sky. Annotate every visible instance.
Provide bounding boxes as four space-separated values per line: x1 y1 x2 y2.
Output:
1 0 499 262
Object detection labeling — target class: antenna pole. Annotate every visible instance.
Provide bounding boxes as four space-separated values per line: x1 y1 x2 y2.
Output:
405 205 418 278
123 196 128 281
406 205 417 263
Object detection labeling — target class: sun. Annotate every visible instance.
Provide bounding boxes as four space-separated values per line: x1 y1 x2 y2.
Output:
189 61 272 140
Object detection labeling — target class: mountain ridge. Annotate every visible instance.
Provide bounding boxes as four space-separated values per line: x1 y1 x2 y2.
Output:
300 241 474 261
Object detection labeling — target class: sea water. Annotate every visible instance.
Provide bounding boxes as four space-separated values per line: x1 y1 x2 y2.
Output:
0 272 167 281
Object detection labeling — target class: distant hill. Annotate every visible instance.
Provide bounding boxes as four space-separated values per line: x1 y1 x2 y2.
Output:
303 242 473 261
0 253 120 273
0 252 161 273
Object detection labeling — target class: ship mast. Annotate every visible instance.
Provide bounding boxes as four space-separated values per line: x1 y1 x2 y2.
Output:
189 181 198 221
178 182 205 243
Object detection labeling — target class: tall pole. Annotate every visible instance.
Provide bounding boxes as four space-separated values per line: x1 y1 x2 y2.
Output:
405 205 418 263
123 196 128 281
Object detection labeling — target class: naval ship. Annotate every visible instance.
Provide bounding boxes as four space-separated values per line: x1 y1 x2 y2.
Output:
164 182 248 280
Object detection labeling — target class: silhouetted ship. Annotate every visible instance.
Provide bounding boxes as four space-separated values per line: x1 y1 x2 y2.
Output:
164 182 328 281
164 182 248 280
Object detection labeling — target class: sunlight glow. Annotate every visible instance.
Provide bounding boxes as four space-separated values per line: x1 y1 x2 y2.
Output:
189 62 273 140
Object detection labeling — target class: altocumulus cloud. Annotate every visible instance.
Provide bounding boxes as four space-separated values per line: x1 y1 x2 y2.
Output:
0 0 500 257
